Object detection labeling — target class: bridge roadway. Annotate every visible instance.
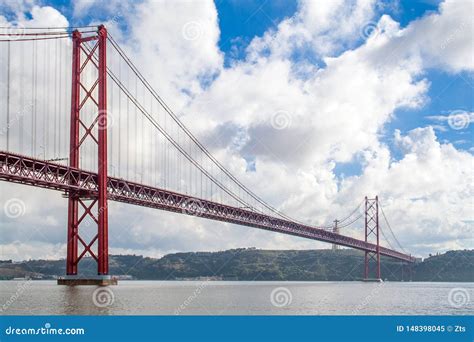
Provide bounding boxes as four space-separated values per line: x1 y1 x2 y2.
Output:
0 151 415 262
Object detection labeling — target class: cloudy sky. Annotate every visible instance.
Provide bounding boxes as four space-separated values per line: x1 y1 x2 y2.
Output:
0 0 472 261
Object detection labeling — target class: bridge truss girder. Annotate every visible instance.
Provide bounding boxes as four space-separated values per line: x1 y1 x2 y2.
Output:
0 151 415 265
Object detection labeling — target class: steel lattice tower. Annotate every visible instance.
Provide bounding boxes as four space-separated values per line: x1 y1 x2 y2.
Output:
66 26 109 278
364 196 381 280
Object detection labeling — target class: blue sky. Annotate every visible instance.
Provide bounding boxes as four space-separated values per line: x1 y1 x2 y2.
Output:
41 0 470 178
127 0 474 177
224 1 472 172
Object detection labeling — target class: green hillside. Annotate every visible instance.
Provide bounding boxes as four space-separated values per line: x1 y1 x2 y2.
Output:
1 249 472 282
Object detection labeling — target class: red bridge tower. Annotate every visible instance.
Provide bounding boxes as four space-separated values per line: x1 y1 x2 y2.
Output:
58 25 114 286
364 196 381 281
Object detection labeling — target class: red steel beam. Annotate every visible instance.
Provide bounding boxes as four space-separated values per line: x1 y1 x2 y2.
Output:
0 151 415 263
66 29 81 275
97 25 109 275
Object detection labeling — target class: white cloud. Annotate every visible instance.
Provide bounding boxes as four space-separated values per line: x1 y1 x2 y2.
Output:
246 0 377 60
73 0 96 17
366 0 474 73
338 127 473 255
409 0 474 72
0 4 69 28
0 0 35 14
0 241 66 261
117 0 223 107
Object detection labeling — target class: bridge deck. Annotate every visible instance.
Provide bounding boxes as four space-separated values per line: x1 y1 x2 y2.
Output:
0 151 415 263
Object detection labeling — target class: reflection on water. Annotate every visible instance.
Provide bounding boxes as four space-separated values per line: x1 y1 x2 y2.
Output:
0 281 472 315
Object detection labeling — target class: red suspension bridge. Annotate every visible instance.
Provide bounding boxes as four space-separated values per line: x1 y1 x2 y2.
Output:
0 26 415 285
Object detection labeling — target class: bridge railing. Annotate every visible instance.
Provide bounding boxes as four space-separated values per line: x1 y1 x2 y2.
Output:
0 150 415 263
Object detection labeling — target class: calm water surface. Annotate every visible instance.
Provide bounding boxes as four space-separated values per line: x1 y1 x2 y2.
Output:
1 281 472 315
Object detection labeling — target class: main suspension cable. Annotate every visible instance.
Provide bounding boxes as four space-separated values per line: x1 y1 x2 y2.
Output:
106 34 306 225
81 43 255 211
379 202 406 253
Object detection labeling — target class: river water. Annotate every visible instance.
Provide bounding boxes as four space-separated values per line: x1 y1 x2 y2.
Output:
0 281 472 315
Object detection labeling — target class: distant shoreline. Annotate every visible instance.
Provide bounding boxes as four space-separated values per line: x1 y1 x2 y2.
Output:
2 279 473 283
1 248 472 282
